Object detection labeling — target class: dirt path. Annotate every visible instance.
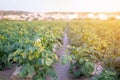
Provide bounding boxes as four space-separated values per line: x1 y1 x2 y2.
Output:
53 33 71 80
0 64 16 80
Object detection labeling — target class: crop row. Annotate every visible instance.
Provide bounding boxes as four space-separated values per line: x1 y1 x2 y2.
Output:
0 20 120 79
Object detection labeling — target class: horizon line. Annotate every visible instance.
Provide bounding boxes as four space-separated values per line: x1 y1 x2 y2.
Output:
0 10 120 13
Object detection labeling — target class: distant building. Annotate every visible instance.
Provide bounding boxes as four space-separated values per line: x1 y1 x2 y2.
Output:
20 14 28 20
67 14 79 19
87 13 97 19
79 14 88 19
0 15 3 20
3 15 21 20
115 16 120 20
97 14 108 20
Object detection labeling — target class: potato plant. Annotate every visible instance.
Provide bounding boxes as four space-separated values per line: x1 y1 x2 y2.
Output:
9 33 58 79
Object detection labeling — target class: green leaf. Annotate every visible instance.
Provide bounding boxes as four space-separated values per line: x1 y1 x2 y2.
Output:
54 54 58 61
41 59 45 65
33 75 44 80
61 55 69 65
28 55 33 60
27 65 35 75
46 58 53 66
19 67 27 78
81 62 94 76
47 69 57 79
79 58 84 64
21 52 26 59
74 70 81 78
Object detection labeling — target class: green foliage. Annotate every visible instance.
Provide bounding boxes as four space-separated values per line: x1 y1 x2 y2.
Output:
69 60 94 77
67 20 120 78
93 69 117 80
60 54 72 65
0 20 120 79
8 28 58 79
69 63 81 77
0 28 12 70
81 61 94 76
69 46 95 77
0 20 65 79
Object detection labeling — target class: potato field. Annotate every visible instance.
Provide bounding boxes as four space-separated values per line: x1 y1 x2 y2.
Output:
0 20 120 80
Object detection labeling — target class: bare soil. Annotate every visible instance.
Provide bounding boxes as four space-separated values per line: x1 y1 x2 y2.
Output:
0 64 16 80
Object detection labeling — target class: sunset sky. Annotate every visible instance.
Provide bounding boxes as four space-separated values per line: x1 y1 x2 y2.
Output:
0 0 120 12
